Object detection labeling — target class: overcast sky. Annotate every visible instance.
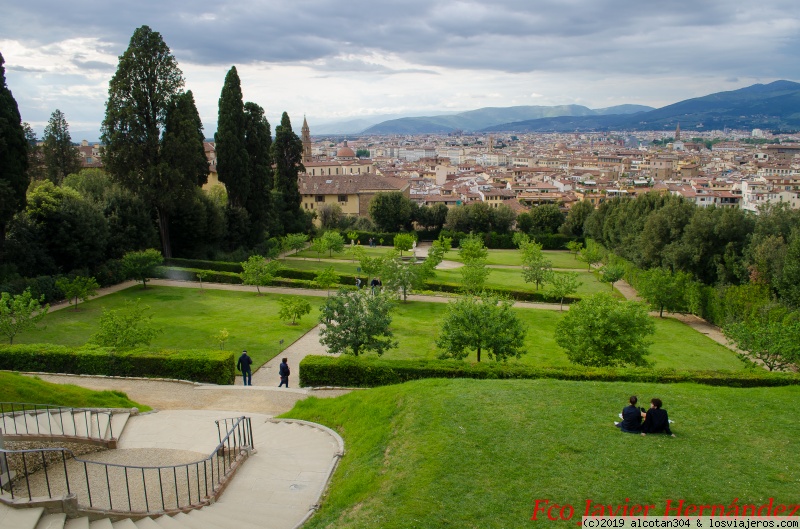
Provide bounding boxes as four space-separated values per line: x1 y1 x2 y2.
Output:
2 0 799 139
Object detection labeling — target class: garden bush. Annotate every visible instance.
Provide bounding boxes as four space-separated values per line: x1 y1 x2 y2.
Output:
299 355 800 389
0 343 234 384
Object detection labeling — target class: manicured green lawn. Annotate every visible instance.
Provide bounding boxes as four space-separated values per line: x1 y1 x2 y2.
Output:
445 249 584 268
433 267 618 298
282 258 366 276
284 378 800 528
17 286 324 369
292 246 395 260
383 301 743 371
0 372 150 411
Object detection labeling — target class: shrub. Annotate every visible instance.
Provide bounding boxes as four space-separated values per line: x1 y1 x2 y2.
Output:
0 344 234 384
299 355 800 389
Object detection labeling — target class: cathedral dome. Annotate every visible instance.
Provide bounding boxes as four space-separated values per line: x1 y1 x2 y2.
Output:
337 145 356 158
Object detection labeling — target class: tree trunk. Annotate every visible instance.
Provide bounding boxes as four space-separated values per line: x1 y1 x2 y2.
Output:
477 346 481 362
157 208 172 259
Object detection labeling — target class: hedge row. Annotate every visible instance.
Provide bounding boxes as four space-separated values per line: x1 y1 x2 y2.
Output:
0 259 128 304
164 258 242 273
299 355 800 389
421 280 578 304
0 344 234 385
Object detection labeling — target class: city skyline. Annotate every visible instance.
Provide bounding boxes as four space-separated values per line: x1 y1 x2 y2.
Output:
3 0 799 140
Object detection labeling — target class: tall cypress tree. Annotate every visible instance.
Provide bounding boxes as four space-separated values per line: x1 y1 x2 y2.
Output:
243 101 273 244
42 109 82 183
215 66 249 209
0 51 30 263
272 112 304 235
101 25 185 258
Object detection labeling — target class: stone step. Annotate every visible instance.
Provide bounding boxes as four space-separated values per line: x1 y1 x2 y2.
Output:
0 502 44 529
57 411 90 438
186 508 262 529
111 518 138 529
89 518 113 529
168 513 203 529
132 517 161 529
63 516 90 529
149 514 184 529
34 513 66 529
89 413 111 441
108 413 131 441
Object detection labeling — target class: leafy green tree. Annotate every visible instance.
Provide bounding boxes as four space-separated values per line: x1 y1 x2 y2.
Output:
240 255 281 294
566 240 583 258
393 233 416 256
348 244 366 263
42 109 82 183
637 267 691 317
0 51 30 263
315 266 339 295
460 259 490 294
347 231 359 243
560 200 594 237
213 328 229 349
25 181 109 272
23 122 45 181
321 230 345 257
579 243 604 271
723 305 800 371
382 251 432 302
278 297 312 325
369 191 413 232
528 204 564 235
56 276 99 311
555 293 655 367
516 212 534 234
310 237 327 261
319 289 397 357
318 203 342 230
779 228 800 308
196 270 210 289
0 289 49 344
272 112 304 234
547 272 580 311
520 240 553 290
458 235 488 262
215 66 249 209
101 26 190 258
89 299 162 349
359 255 385 285
243 101 274 244
122 248 164 289
599 264 625 291
283 233 308 256
436 294 526 362
101 184 160 258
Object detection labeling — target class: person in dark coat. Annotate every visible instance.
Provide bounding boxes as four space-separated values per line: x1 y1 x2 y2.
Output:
615 395 643 433
237 350 253 386
278 357 290 388
640 398 675 437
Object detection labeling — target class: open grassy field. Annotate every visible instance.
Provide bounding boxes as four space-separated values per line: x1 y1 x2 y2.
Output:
16 286 324 369
444 249 584 268
433 267 619 298
284 378 800 528
292 246 394 260
19 287 740 371
385 301 744 371
0 372 150 411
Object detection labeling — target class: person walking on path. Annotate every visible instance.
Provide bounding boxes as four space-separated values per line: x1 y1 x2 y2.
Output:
278 357 290 388
237 350 253 386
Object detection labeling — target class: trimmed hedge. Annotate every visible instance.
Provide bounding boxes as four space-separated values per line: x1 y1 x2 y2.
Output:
164 258 242 273
154 266 241 284
299 355 800 389
0 344 234 385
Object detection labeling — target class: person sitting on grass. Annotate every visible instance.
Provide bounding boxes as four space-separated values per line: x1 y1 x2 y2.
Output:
640 398 675 437
615 395 643 433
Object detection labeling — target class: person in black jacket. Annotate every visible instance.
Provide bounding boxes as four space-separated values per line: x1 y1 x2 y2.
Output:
615 395 643 433
278 358 290 388
237 350 253 386
640 398 675 437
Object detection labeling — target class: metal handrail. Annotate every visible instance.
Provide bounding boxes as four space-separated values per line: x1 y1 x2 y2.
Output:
0 416 253 515
0 402 115 441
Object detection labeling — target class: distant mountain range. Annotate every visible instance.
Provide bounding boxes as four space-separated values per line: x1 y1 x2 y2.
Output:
357 104 653 135
480 80 800 133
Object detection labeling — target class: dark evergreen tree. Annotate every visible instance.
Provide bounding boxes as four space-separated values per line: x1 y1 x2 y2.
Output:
0 51 30 263
42 109 82 183
101 25 185 258
215 66 249 209
22 122 45 181
271 112 304 234
243 101 273 244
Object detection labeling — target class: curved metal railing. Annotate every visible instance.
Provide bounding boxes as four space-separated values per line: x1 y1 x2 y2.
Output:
0 416 253 515
0 402 114 441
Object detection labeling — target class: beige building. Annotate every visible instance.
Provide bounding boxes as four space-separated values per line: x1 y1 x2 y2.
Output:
299 173 410 223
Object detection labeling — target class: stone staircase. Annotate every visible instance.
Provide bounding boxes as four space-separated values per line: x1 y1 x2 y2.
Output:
1 419 344 529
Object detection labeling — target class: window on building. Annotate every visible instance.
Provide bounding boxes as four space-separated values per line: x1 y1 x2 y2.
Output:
338 195 348 203
315 195 325 202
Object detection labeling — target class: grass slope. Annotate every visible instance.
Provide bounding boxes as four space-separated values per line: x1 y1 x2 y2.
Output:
17 286 323 369
284 378 800 528
0 372 150 411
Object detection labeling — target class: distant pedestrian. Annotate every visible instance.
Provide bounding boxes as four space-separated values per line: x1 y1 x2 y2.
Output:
278 358 290 388
356 277 362 289
237 350 253 386
371 277 381 294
